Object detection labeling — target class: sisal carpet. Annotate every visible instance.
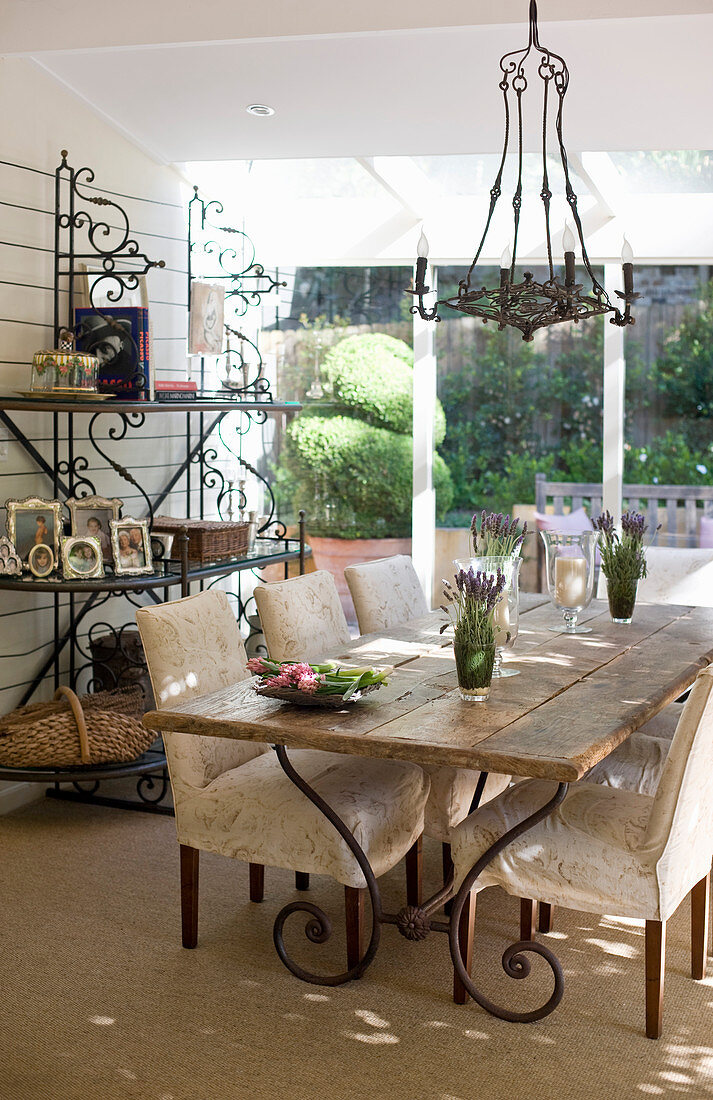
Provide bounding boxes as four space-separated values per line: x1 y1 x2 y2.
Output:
2 793 713 1100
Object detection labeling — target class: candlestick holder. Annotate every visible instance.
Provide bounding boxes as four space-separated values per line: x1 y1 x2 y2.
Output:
540 530 596 634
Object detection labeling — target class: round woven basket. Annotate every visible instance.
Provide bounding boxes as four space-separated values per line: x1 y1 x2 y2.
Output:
0 685 157 768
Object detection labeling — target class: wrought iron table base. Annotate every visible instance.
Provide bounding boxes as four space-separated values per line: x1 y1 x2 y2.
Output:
272 744 568 1022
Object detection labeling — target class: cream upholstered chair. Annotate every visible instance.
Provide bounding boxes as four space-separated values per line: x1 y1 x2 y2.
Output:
136 590 430 964
589 546 713 796
253 570 351 663
451 664 713 1038
344 554 429 634
342 554 511 910
253 568 427 902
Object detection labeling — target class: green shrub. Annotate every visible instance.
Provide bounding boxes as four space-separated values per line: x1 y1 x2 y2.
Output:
282 415 453 539
323 333 446 444
624 430 713 486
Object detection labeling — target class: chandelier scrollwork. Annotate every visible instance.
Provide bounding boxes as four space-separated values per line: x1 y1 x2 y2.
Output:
409 0 639 341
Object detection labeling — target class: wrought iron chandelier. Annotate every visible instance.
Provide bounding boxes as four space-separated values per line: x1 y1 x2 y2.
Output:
409 0 638 341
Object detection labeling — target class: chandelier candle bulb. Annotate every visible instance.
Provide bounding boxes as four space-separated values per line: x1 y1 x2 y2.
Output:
563 223 576 286
554 556 587 608
622 237 634 296
417 230 430 259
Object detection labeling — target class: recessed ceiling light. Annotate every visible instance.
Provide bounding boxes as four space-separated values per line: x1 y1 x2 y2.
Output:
246 104 275 117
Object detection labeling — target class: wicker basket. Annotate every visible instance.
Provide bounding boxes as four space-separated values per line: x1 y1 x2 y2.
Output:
152 516 250 563
0 685 156 768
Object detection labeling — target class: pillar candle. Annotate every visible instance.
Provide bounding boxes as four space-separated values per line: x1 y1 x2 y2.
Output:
554 557 587 607
493 593 510 646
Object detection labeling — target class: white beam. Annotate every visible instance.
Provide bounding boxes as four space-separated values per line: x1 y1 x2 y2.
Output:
412 271 437 607
602 264 626 519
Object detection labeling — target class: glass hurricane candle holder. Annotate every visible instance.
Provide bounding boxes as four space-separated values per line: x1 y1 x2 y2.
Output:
454 555 522 676
540 530 596 634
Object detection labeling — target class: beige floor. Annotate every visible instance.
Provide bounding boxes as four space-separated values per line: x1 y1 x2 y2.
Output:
3 793 713 1100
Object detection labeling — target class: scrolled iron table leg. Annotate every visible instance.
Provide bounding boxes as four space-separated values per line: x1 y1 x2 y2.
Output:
448 782 569 1023
272 744 383 987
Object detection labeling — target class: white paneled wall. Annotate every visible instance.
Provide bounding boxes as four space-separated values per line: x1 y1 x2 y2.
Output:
0 59 193 808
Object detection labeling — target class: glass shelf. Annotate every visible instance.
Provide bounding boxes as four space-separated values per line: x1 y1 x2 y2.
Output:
0 539 309 593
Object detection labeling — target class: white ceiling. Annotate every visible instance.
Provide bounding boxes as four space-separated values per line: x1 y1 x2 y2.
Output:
13 5 713 164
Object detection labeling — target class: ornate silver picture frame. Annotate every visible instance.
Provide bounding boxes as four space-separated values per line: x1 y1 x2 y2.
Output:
67 495 123 563
5 497 63 564
0 535 23 576
110 517 153 576
28 543 56 579
61 535 104 580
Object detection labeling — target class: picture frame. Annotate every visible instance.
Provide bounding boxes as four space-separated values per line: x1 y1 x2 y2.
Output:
28 543 56 579
61 535 104 580
0 535 23 576
150 532 173 561
188 280 225 355
6 497 63 564
67 496 123 563
110 517 153 576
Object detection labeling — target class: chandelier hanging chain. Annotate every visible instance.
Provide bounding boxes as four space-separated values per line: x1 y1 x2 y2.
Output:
409 0 639 340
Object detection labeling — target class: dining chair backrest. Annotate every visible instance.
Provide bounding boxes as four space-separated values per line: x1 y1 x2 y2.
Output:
597 547 713 605
136 590 268 793
253 570 351 663
344 554 429 635
643 663 713 910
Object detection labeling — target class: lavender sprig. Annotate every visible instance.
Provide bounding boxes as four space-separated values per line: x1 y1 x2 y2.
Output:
441 566 506 646
591 509 657 585
471 510 527 557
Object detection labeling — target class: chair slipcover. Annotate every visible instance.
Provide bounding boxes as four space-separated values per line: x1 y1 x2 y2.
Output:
137 588 429 889
166 746 429 889
344 554 429 635
452 665 713 923
597 547 713 607
343 554 510 841
254 570 351 663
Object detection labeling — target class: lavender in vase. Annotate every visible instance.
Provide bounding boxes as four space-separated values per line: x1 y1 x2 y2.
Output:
441 566 507 702
592 509 656 624
470 510 527 557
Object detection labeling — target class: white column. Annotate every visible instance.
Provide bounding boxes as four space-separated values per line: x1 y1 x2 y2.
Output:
412 269 437 607
602 264 626 518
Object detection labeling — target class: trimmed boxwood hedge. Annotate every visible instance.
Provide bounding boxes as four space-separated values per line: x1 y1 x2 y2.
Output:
323 334 447 444
282 415 454 539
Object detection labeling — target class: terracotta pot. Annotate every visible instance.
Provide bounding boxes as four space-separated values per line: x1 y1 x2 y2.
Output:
308 535 412 623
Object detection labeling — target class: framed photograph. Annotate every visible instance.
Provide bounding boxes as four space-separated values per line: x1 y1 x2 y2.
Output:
110 517 153 576
28 543 55 579
67 496 122 563
150 532 173 561
188 281 225 355
6 497 63 564
61 535 104 580
0 535 22 576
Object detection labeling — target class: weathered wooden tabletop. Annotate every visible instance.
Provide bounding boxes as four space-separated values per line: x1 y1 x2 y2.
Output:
143 598 713 782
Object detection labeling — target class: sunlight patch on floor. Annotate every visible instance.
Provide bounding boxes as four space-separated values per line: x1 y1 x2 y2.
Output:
354 1009 389 1028
303 992 330 1002
584 937 638 958
88 1015 115 1026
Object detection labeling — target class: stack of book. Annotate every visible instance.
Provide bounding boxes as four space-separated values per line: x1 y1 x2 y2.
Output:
75 306 150 400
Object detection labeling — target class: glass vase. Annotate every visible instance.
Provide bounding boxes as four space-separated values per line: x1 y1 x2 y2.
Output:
605 576 637 624
454 555 521 676
454 637 496 702
540 530 596 634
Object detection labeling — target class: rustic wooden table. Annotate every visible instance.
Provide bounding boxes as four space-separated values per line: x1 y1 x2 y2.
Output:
144 598 713 1020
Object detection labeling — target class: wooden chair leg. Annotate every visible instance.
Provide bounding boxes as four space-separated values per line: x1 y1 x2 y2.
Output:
406 836 423 907
295 871 310 891
345 886 365 972
453 890 475 1004
180 844 199 949
520 898 538 941
443 842 454 916
538 902 554 934
691 872 710 981
249 862 264 903
645 919 666 1039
